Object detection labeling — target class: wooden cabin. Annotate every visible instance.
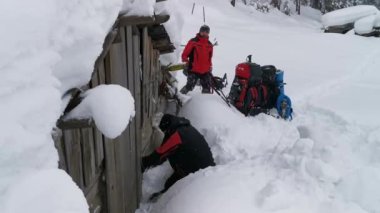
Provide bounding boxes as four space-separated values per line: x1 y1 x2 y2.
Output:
53 10 176 213
324 23 354 34
324 23 380 37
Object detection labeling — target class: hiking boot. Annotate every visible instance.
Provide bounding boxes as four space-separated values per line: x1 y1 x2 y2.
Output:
180 86 189 94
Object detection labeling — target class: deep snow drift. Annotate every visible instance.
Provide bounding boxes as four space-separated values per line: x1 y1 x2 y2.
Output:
0 0 122 212
137 1 380 213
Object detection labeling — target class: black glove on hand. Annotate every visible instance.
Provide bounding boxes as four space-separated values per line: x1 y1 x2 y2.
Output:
142 151 161 172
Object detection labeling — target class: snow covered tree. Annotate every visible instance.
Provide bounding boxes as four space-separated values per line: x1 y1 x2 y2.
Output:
322 0 379 12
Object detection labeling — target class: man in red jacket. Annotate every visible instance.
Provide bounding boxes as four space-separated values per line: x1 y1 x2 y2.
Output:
180 25 213 94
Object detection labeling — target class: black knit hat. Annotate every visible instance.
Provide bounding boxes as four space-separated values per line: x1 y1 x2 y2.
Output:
199 25 210 33
159 114 176 132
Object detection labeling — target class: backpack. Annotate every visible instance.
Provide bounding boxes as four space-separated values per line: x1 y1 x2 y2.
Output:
235 62 263 86
228 56 293 119
229 57 269 115
261 65 279 109
261 65 277 86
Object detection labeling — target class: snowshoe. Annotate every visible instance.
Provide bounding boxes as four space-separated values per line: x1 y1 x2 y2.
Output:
276 94 293 120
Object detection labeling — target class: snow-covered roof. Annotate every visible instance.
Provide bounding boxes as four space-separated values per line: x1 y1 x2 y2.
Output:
322 5 379 27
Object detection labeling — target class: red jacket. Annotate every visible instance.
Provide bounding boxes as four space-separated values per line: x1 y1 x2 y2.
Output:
181 34 213 74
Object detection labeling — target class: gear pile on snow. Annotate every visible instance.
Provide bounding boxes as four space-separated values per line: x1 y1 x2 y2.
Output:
228 55 293 120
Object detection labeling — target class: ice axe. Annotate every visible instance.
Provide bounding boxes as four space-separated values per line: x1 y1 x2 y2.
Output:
246 54 253 63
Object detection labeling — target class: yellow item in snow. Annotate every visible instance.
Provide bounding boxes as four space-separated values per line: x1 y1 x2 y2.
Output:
166 63 187 72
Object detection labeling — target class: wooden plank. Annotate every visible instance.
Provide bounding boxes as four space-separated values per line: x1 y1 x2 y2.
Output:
126 25 139 211
93 127 105 171
104 54 111 84
93 28 119 77
141 27 154 158
53 129 68 172
149 39 154 118
116 130 133 213
64 129 85 189
117 14 170 27
153 50 160 113
142 27 149 117
57 119 94 130
109 28 128 86
81 128 96 188
91 66 100 88
123 25 136 212
133 27 143 200
109 26 131 213
98 59 107 85
104 138 121 213
84 172 105 213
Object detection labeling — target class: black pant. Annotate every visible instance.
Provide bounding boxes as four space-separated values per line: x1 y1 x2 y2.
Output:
149 171 186 201
164 171 186 192
184 72 211 93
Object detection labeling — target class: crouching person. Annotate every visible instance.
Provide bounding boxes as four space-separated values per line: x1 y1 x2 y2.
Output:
142 114 215 200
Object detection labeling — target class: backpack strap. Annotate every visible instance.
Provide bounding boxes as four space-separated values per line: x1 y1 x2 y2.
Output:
235 79 248 109
260 85 268 106
248 87 259 108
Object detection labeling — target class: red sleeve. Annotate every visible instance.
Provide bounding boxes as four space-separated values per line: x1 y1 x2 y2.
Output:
209 45 213 67
156 131 182 159
182 40 195 63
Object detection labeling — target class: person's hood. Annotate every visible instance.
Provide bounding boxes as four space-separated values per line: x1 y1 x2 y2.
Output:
159 114 190 132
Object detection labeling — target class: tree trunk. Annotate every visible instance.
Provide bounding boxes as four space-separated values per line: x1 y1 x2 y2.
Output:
271 0 281 10
311 0 320 9
296 0 301 15
320 0 326 13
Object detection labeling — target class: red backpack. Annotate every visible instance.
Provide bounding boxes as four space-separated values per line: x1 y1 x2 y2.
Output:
228 57 272 115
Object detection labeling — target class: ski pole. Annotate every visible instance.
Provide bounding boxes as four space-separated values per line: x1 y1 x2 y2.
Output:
212 85 231 107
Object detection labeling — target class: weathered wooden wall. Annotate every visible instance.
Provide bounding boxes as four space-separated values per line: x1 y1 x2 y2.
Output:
55 22 169 213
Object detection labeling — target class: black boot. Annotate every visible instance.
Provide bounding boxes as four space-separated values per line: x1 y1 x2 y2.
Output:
181 73 198 94
180 86 190 94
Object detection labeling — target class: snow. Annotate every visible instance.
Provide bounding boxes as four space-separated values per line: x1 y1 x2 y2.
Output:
354 15 377 34
4 169 88 213
122 0 155 16
322 5 379 27
375 13 380 27
300 6 323 22
66 85 135 139
137 0 380 213
0 0 125 212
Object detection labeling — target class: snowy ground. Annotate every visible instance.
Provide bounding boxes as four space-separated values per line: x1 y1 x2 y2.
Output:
137 0 380 213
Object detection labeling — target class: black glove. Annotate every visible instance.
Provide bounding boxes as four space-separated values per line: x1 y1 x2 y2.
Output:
142 151 161 172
